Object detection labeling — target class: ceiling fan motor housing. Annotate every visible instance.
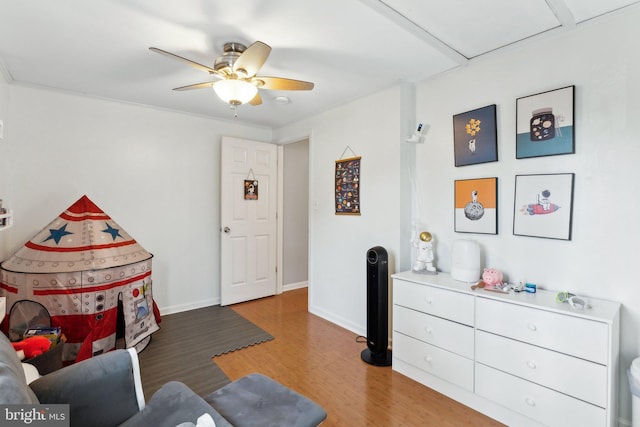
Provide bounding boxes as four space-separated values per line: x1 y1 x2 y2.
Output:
214 42 247 74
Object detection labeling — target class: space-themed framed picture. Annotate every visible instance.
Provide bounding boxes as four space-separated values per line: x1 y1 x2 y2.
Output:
244 179 258 200
516 85 575 159
513 173 575 240
335 156 361 215
453 104 498 167
454 177 498 234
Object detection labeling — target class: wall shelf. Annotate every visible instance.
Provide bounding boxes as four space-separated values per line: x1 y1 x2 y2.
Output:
0 209 13 231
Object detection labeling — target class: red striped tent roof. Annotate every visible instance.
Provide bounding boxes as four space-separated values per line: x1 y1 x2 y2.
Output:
1 195 151 273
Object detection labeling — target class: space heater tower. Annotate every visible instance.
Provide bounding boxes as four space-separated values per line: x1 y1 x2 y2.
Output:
361 246 392 366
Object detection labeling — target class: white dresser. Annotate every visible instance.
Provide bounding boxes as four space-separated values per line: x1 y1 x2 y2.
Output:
392 271 620 427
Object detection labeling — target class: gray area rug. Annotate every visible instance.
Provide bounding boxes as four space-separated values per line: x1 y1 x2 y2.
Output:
137 304 274 399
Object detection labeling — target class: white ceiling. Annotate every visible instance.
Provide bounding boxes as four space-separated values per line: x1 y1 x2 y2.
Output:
0 0 637 128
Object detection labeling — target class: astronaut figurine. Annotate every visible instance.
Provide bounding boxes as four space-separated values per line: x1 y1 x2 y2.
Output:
412 231 437 274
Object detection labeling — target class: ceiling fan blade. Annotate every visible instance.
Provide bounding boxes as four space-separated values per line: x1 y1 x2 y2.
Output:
149 47 221 76
173 82 215 91
233 41 271 78
255 76 314 91
249 92 262 106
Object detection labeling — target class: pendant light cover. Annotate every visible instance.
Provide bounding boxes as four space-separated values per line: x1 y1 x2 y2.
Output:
213 79 258 105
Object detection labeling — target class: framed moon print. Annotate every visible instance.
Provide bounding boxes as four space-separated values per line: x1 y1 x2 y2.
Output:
513 173 575 240
454 177 498 234
453 104 498 167
516 86 575 159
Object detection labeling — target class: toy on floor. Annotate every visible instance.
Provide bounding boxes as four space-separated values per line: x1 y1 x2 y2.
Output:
11 336 52 360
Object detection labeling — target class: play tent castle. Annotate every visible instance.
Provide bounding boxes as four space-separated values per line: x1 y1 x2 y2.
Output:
0 195 160 364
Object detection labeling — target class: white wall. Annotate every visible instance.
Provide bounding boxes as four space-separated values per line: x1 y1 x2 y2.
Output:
282 139 309 289
0 84 271 313
414 9 640 423
275 85 406 335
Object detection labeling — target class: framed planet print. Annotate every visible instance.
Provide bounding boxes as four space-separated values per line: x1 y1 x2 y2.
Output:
335 156 361 215
453 104 498 167
454 177 498 234
513 173 575 240
516 86 575 159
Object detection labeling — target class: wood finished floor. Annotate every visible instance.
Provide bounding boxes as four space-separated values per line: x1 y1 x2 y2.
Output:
215 288 504 427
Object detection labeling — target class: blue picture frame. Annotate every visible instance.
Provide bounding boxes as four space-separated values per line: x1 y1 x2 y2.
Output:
453 104 498 167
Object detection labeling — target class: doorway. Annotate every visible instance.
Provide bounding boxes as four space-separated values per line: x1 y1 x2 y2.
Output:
281 139 309 291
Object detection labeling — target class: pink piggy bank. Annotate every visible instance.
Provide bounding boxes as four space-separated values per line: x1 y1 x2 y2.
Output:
482 268 503 287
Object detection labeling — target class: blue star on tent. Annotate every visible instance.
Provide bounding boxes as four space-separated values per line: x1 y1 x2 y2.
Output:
43 224 73 245
102 222 123 241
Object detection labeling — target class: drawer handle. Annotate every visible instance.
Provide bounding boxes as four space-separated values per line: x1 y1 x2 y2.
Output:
525 397 536 407
424 356 432 364
425 297 433 304
528 323 537 332
526 360 537 370
424 327 433 334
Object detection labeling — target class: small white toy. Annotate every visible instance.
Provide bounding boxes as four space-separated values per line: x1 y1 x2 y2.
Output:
412 231 437 274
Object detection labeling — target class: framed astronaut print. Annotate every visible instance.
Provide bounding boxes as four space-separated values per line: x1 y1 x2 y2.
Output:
453 104 498 167
513 173 575 240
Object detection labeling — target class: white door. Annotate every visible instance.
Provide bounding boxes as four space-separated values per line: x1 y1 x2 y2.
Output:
220 136 278 305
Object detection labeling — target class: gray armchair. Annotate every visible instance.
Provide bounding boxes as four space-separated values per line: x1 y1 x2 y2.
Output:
1 331 326 426
1 330 231 426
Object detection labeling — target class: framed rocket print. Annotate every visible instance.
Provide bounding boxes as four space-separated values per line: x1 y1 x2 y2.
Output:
513 173 575 240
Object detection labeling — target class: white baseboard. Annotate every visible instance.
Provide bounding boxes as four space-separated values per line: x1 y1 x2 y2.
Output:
308 303 366 337
159 283 307 315
283 280 308 292
159 297 220 316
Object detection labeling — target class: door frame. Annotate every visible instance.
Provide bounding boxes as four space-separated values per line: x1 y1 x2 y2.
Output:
275 133 312 298
276 144 284 295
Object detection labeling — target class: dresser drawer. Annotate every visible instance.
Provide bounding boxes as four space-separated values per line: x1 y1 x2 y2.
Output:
393 332 474 391
394 305 474 358
476 363 606 427
476 330 607 407
476 297 608 364
394 279 474 325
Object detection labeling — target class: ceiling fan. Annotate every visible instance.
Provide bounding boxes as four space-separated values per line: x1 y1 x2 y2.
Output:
149 41 314 112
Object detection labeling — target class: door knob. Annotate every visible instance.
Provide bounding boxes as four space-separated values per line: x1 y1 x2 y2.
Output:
223 227 231 234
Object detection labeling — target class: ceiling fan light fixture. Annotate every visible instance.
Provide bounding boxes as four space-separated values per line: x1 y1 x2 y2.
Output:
213 79 258 105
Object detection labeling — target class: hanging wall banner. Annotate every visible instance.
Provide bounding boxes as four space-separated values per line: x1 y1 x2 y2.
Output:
244 168 258 200
244 180 258 200
335 156 361 215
